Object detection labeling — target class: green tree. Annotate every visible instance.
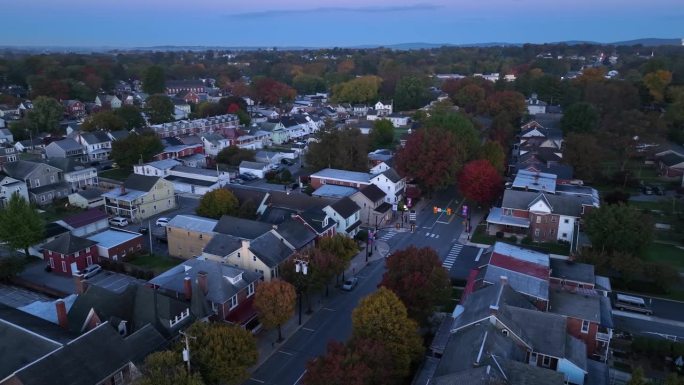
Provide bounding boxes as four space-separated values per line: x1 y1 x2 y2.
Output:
306 127 369 172
370 119 394 149
143 65 166 94
380 246 451 326
563 133 604 181
8 120 30 141
561 102 600 133
0 194 44 258
332 76 382 104
423 109 480 161
351 288 423 380
254 279 296 342
185 322 257 385
196 189 239 219
236 109 251 126
0 257 24 282
643 70 672 103
115 105 146 129
81 110 126 132
26 96 63 134
111 132 164 169
293 74 326 94
135 350 205 385
665 373 684 385
145 94 174 124
215 146 256 166
478 141 506 173
585 204 653 256
393 75 430 111
626 367 648 385
317 234 358 281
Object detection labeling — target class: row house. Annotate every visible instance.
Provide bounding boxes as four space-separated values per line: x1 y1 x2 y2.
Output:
149 114 239 139
102 174 176 222
165 80 206 95
153 142 204 162
74 131 113 161
0 145 18 167
3 160 70 205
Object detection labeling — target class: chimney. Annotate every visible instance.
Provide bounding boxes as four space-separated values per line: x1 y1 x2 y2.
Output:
74 276 88 294
55 299 68 329
120 184 126 195
184 276 192 300
500 276 509 285
197 271 208 295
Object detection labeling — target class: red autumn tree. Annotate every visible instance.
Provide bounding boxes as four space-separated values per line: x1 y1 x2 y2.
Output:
458 159 503 206
484 90 527 121
380 246 451 326
302 341 371 385
252 77 296 105
395 127 466 193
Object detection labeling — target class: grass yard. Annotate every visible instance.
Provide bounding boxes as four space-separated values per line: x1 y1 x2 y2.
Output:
127 254 181 274
645 243 684 272
99 168 131 181
468 224 570 256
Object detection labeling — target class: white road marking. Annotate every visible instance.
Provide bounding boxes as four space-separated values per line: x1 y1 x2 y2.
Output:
278 350 294 356
293 370 307 385
249 378 265 384
302 327 315 332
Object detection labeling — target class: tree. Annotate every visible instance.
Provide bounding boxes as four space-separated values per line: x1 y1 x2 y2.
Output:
81 110 126 132
380 246 451 326
351 288 423 380
331 76 382 104
563 133 604 181
237 199 257 219
643 70 672 103
115 105 146 129
184 322 257 385
143 65 165 94
135 350 205 385
317 234 358 281
478 141 506 174
252 77 296 105
145 94 174 124
393 75 430 111
0 194 44 258
215 146 256 166
253 279 296 342
0 257 24 282
458 160 503 206
423 109 480 161
665 373 684 385
561 102 599 133
26 96 63 134
111 132 164 169
453 83 486 113
293 74 326 94
196 189 239 219
626 367 648 385
306 127 369 172
585 204 653 256
370 119 394 149
483 91 526 121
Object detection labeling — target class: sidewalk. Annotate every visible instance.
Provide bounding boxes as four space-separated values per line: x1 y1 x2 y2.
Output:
458 207 487 246
252 240 391 367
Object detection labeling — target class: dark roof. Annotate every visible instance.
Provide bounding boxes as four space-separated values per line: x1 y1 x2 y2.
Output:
30 182 70 196
213 215 272 240
44 222 71 239
454 282 537 332
266 190 333 212
357 184 386 202
10 322 164 385
550 259 595 284
259 206 297 225
502 190 593 217
107 130 130 141
379 168 401 183
123 174 160 192
223 185 267 207
42 233 97 255
249 232 293 268
659 152 684 167
203 233 242 257
296 208 337 234
0 304 75 344
80 131 111 145
71 188 104 201
548 289 602 323
274 219 317 250
49 138 83 152
61 208 108 229
44 158 91 173
3 160 41 179
507 307 568 359
329 197 360 218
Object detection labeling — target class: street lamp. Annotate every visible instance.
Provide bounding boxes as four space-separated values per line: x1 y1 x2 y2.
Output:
294 259 308 326
365 230 374 262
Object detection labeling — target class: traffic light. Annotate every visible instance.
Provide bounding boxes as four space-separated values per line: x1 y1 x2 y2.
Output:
433 206 438 214
447 208 452 215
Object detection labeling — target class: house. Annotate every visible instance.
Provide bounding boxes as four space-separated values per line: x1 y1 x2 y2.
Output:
102 174 176 222
654 143 684 177
312 184 358 199
369 168 406 204
239 161 269 179
166 215 218 259
352 104 368 117
387 114 410 127
68 188 105 209
87 229 145 262
350 184 391 228
175 90 200 104
526 93 548 115
45 158 98 192
150 257 262 327
374 100 393 116
94 94 122 109
257 121 288 145
43 233 99 276
14 139 45 152
57 208 109 237
164 165 230 195
74 131 113 161
3 160 70 205
44 138 86 160
165 80 206 95
133 159 181 178
322 197 361 237
62 100 86 118
310 168 373 189
201 133 231 156
148 114 239 139
0 146 17 168
0 128 14 144
0 175 29 207
107 130 131 142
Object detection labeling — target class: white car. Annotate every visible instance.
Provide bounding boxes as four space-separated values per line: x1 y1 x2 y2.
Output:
109 217 129 227
342 277 359 291
75 264 102 279
156 217 170 227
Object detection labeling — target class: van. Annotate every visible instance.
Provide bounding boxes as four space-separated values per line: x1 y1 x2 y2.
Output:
109 216 129 227
615 293 653 315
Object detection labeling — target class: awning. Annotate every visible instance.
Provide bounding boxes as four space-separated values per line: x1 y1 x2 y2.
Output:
374 202 392 214
486 207 530 228
346 220 362 233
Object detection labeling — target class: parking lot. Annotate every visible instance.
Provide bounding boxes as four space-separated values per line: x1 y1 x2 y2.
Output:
0 283 52 307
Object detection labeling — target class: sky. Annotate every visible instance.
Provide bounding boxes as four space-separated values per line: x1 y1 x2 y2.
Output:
2 0 683 48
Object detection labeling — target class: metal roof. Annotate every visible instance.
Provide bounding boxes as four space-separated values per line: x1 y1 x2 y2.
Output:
493 242 549 267
167 215 218 233
486 208 530 228
512 170 557 193
87 230 142 248
312 184 357 198
310 168 371 184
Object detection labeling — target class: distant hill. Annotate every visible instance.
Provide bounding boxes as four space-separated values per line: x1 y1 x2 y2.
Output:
610 38 682 47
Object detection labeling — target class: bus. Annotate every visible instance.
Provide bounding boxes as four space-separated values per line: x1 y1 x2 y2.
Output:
615 293 653 315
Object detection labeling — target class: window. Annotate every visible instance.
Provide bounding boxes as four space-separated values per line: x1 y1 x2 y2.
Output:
542 355 551 367
237 252 241 258
502 329 509 336
564 219 569 224
551 216 556 223
253 255 256 262
534 228 540 237
536 216 541 224
562 233 568 238
581 320 590 334
49 258 55 269
504 208 512 216
199 234 203 240
229 295 238 309
61 261 66 272
247 283 255 297
34 179 40 187
86 256 92 265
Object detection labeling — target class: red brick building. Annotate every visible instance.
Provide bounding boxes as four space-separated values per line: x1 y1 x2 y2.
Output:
86 229 145 262
43 233 99 276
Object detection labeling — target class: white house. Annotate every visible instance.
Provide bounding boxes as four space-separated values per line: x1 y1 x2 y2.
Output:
374 100 393 116
322 197 362 237
238 161 269 179
0 128 14 144
95 95 122 109
74 131 113 161
526 93 548 115
133 159 181 178
201 133 231 157
369 168 406 204
0 175 29 206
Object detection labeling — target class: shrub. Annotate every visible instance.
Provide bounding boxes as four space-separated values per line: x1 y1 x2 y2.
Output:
495 231 504 239
521 236 533 245
508 235 518 243
355 230 369 242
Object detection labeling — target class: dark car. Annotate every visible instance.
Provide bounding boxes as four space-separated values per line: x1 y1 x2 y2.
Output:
138 226 149 234
652 186 664 195
281 158 294 166
290 182 299 190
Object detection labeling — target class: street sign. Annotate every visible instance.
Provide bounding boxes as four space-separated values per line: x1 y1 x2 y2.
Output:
462 205 469 217
407 198 413 208
409 210 416 223
392 204 398 211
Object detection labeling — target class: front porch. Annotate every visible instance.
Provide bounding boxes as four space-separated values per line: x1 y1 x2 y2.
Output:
485 207 530 238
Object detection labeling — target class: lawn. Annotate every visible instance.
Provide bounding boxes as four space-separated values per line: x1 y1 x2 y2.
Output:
127 254 181 274
469 224 570 256
644 243 684 272
99 168 132 181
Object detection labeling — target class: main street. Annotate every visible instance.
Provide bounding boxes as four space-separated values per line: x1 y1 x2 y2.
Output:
243 189 466 385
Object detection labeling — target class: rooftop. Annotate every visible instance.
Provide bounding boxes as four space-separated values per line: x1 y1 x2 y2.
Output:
61 208 108 229
42 233 97 255
493 242 549 267
310 168 372 184
213 215 272 240
511 169 557 193
167 215 218 233
312 184 358 198
549 259 595 284
87 230 142 249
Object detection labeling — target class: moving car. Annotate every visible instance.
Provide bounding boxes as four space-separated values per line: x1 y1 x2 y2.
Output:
75 264 102 279
615 293 653 315
109 216 129 227
156 217 170 227
342 277 359 291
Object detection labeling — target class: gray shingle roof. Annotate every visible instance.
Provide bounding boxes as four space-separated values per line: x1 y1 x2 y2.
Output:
203 233 242 257
357 184 386 202
329 196 360 218
42 233 97 255
81 131 111 145
123 174 160 192
213 215 272 239
3 160 41 179
51 138 84 152
550 259 595 284
501 190 593 217
274 219 316 250
379 168 401 183
249 232 293 268
0 314 62 380
507 307 567 359
548 289 602 323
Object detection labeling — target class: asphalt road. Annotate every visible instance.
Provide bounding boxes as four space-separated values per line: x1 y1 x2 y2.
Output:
243 188 466 385
613 312 684 341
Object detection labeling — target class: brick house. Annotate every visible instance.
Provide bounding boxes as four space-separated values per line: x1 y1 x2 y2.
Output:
87 229 145 262
62 100 85 118
43 233 99 276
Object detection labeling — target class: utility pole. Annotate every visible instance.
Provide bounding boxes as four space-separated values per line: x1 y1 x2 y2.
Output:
179 330 196 374
148 220 153 255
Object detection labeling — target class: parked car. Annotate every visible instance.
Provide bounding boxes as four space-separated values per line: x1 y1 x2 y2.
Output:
75 264 102 279
642 186 653 195
652 186 664 195
281 158 294 166
109 216 129 227
342 277 359 291
244 172 259 180
138 226 149 234
156 217 170 227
